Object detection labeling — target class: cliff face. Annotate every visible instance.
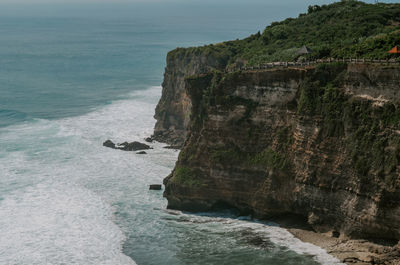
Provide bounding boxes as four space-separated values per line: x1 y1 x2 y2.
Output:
153 48 229 146
161 62 400 242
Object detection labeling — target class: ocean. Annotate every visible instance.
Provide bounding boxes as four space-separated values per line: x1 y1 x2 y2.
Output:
0 2 344 264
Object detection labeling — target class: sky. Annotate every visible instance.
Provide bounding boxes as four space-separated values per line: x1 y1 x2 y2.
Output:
1 0 399 13
0 0 399 27
0 0 399 4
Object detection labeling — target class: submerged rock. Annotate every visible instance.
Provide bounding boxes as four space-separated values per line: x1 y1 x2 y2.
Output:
136 151 147 155
246 236 272 249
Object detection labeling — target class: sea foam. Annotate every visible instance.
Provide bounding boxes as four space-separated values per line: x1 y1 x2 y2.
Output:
167 212 345 265
0 183 136 265
0 86 344 265
0 88 167 265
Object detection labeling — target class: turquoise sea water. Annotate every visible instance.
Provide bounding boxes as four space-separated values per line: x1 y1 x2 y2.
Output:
0 2 345 265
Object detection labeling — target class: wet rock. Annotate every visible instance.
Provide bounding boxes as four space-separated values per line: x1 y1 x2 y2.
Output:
247 236 271 249
117 141 151 151
103 140 116 149
137 151 147 155
163 145 182 150
103 139 153 152
149 184 162 190
145 137 154 143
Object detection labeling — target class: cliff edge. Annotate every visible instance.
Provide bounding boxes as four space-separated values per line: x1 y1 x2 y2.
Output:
160 63 400 263
163 63 400 240
153 1 400 264
153 47 229 146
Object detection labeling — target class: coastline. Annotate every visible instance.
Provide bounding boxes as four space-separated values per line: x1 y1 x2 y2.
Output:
154 2 400 263
287 228 400 265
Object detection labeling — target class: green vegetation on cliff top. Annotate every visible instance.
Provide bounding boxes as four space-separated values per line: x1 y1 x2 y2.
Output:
168 0 400 66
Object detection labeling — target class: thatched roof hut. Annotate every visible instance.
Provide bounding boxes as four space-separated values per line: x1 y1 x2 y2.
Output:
297 46 312 55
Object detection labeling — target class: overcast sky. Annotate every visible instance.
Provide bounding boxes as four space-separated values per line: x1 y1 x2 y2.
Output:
0 0 399 4
0 0 399 23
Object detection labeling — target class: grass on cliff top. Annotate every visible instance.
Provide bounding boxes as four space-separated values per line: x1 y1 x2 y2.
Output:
169 0 400 67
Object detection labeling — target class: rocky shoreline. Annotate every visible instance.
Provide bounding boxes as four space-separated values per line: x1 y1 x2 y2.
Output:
102 136 400 263
288 228 400 265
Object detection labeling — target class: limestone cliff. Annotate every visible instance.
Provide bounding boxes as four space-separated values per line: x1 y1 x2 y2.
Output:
161 62 400 245
153 47 229 146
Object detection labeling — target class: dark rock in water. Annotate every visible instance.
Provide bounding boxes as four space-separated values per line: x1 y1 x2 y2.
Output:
145 137 154 143
163 145 181 150
103 140 116 149
117 141 151 151
149 184 162 190
137 151 147 155
247 236 271 249
103 139 152 152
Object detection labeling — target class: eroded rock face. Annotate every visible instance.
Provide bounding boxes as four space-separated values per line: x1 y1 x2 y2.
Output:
153 47 229 147
163 64 400 242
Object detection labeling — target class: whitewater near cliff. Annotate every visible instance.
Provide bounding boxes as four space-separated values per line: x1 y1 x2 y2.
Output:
0 2 359 264
0 85 348 265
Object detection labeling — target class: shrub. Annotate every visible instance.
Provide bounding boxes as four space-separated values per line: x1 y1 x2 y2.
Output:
173 166 202 187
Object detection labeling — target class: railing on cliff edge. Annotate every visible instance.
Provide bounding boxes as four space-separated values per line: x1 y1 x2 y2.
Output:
225 58 400 73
